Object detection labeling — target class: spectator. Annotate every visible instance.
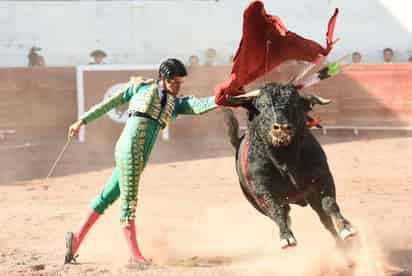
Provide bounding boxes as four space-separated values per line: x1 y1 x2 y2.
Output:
408 56 412 62
204 48 217 66
89 49 107 64
187 55 200 67
352 51 362 63
383 48 394 64
28 46 46 67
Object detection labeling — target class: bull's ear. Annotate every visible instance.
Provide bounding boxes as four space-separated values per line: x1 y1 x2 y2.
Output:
300 95 313 112
241 101 260 121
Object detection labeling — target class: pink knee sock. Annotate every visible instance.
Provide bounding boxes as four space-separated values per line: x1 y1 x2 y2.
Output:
122 220 151 264
72 209 100 254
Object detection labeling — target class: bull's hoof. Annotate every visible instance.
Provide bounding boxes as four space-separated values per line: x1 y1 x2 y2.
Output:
280 237 297 249
340 227 357 241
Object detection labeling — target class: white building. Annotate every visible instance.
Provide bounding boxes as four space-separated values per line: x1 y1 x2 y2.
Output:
0 0 411 67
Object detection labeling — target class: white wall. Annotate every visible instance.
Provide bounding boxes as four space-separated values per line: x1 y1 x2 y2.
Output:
0 0 411 67
329 0 412 62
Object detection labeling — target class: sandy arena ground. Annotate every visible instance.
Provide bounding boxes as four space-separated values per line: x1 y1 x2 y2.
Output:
1 135 412 276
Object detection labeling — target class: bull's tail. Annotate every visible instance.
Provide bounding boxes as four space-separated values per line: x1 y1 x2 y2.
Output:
222 108 241 149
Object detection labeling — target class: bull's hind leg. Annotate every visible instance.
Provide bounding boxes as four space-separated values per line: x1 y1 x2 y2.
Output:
313 173 357 242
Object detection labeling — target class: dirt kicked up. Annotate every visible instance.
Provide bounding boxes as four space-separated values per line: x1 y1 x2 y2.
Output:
1 136 412 276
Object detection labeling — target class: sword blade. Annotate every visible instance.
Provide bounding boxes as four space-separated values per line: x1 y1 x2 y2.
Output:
45 138 72 179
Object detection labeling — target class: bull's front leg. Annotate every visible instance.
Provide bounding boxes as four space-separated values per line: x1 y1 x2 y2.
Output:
252 179 296 249
322 196 357 241
314 171 357 242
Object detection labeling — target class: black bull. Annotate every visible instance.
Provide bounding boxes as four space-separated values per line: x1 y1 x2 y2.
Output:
223 83 356 249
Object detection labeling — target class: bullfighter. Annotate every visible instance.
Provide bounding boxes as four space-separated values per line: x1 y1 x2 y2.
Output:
65 58 218 269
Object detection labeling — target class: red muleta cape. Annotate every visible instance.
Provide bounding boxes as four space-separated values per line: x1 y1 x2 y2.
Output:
215 1 339 106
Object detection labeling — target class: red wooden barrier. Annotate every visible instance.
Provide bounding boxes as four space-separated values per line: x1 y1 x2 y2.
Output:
0 64 411 145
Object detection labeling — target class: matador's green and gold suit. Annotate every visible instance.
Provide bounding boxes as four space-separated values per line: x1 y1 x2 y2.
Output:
80 77 217 223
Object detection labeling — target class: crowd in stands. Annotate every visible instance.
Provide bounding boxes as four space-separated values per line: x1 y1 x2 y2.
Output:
351 48 412 64
26 45 412 68
26 46 234 68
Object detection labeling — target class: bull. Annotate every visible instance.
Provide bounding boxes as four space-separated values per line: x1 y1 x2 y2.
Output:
223 83 356 249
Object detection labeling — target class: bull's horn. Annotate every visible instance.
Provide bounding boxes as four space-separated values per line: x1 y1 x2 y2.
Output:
232 89 262 98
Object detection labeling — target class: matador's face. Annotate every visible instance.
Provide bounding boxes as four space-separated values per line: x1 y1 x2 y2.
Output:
164 76 186 96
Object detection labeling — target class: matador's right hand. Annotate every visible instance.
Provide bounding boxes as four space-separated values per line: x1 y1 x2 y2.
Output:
68 120 85 139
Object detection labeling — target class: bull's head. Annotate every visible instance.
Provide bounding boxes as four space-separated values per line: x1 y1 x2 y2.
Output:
227 58 343 147
232 83 306 147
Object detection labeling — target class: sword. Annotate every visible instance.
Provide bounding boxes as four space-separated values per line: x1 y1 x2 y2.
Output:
45 137 73 180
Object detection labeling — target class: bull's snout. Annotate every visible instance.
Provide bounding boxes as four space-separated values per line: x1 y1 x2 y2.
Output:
271 123 293 146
